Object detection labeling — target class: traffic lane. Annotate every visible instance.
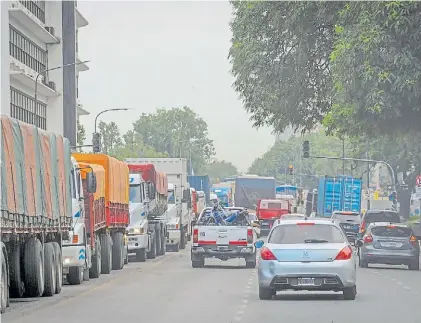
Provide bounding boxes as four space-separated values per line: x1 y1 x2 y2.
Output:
241 267 421 323
3 249 180 318
3 246 256 323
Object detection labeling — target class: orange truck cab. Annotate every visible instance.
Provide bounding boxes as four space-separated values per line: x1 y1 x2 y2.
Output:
257 199 291 235
190 188 198 218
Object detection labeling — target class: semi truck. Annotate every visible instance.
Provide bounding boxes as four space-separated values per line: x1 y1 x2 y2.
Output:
187 175 211 206
0 116 96 312
125 163 168 261
70 154 130 278
317 176 362 217
124 158 192 251
234 176 276 210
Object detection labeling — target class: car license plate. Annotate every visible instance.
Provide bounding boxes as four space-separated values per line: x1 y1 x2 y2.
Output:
297 278 315 286
343 225 353 229
217 246 228 251
380 242 401 248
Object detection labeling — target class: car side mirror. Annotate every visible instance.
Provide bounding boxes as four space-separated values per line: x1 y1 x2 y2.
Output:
254 240 264 249
86 172 97 193
355 240 363 248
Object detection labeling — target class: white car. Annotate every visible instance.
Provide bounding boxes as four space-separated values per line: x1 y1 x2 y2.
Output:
256 218 357 300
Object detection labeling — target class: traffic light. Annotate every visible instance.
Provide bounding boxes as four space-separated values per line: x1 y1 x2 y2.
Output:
288 165 293 175
303 140 310 158
92 132 101 153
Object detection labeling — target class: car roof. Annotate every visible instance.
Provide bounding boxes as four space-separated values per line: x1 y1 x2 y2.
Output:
365 209 398 214
275 218 340 226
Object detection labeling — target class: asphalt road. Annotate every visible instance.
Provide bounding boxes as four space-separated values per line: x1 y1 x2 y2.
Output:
2 244 421 323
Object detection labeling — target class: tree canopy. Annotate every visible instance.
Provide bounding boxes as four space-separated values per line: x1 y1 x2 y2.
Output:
206 160 238 184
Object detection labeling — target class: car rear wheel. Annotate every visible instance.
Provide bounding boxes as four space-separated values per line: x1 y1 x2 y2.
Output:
343 285 357 300
191 259 205 268
258 286 273 300
408 258 420 271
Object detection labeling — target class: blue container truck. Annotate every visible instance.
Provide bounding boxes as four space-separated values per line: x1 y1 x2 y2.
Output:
234 176 276 209
187 175 211 205
317 176 362 217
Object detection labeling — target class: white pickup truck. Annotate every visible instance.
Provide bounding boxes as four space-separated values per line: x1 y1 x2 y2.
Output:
191 207 257 268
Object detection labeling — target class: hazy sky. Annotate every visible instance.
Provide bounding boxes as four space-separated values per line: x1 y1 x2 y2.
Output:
77 1 274 171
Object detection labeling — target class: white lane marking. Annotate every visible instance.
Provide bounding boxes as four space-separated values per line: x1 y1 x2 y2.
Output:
403 286 411 290
242 299 248 304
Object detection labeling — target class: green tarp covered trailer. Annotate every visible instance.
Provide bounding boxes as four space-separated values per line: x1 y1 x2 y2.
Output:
1 116 73 234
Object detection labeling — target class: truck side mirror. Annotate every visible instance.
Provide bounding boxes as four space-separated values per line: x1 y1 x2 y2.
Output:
86 172 97 193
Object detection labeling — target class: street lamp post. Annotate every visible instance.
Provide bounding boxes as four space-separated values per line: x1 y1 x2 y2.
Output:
94 108 130 134
34 60 90 108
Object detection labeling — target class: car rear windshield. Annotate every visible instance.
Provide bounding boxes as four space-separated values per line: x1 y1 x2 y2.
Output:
371 226 412 237
268 224 346 244
365 211 400 223
332 213 361 223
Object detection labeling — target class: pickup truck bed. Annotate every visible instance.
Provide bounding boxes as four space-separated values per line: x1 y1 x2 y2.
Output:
191 208 257 268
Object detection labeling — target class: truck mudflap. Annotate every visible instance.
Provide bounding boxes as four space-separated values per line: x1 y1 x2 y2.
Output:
62 245 88 273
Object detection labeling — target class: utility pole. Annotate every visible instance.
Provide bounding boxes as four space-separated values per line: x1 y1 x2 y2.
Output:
342 138 345 176
366 141 371 210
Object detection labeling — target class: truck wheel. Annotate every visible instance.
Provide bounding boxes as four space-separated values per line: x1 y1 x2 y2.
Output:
155 226 162 256
1 249 9 313
9 244 24 298
67 266 82 285
135 248 147 262
160 233 166 256
51 242 62 294
90 238 101 279
180 234 186 250
124 245 129 265
43 243 56 297
100 233 112 274
112 232 124 270
147 236 156 259
191 258 205 268
246 257 257 268
23 237 44 297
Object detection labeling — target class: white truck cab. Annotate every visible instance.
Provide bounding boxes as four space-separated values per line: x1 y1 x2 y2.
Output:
127 174 153 261
62 157 96 285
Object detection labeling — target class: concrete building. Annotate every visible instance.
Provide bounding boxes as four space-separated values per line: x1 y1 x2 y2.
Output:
1 0 89 145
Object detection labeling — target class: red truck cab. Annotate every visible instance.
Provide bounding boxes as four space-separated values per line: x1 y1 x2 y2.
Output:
257 199 291 235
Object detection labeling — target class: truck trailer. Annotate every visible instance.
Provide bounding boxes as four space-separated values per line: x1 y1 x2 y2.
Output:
0 116 96 312
234 176 276 210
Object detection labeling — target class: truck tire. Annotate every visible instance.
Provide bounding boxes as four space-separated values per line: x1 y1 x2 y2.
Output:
89 238 101 279
155 226 162 256
100 233 112 274
43 243 56 297
67 266 82 285
23 237 44 297
9 243 24 298
159 230 166 256
51 242 62 294
124 245 129 265
112 232 124 270
1 248 9 314
147 235 156 259
191 258 205 268
135 248 147 262
179 233 186 250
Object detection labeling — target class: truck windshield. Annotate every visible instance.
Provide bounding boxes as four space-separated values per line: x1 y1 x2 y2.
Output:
129 185 142 203
168 191 175 204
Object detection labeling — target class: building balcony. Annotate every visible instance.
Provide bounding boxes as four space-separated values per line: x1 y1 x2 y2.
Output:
9 1 59 44
75 6 88 28
76 56 89 72
77 100 89 116
10 57 58 97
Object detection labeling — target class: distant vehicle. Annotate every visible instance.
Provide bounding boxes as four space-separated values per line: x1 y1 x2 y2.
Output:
332 211 361 244
246 212 261 238
360 209 401 236
276 185 298 198
277 213 306 221
234 176 276 210
255 218 357 300
257 199 291 236
356 222 420 270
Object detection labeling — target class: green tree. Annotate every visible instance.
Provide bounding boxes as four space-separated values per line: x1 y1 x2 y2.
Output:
77 119 86 151
206 160 238 184
326 2 421 137
98 121 123 155
132 107 215 174
229 1 342 133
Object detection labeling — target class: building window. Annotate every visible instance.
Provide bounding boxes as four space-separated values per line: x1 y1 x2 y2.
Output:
19 1 45 23
9 25 47 74
10 87 47 130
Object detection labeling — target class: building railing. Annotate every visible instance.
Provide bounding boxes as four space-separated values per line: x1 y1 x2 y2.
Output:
9 25 47 74
10 87 47 130
19 1 45 23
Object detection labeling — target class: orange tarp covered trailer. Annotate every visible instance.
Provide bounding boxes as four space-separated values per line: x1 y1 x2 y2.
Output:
72 153 129 229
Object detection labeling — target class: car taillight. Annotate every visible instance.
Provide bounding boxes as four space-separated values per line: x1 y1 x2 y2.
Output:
335 246 353 260
363 235 373 243
193 228 198 243
247 228 253 243
360 221 366 233
260 247 277 260
410 235 418 246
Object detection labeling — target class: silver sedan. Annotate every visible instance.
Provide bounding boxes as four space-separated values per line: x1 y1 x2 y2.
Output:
256 218 357 300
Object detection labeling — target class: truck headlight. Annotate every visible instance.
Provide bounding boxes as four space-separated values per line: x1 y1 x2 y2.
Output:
128 228 145 235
